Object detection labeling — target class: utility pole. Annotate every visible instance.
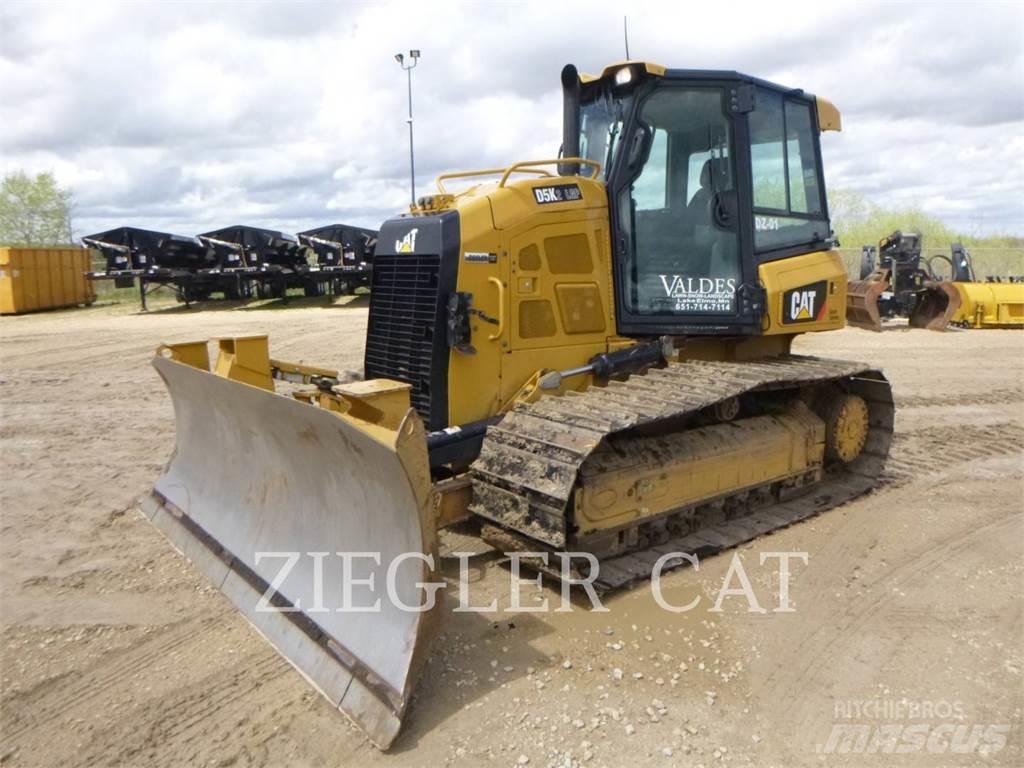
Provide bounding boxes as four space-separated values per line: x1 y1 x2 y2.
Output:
394 50 420 206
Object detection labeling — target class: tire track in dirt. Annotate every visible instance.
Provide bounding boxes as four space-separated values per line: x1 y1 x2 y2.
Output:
67 652 296 768
3 616 225 743
882 422 1024 484
895 387 1023 409
134 654 289 746
755 509 1019 761
760 507 1017 701
752 412 1023 733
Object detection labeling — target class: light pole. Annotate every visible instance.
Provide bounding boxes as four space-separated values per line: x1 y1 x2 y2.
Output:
395 50 420 206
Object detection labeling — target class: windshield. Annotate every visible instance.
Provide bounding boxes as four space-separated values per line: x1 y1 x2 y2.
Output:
579 91 631 176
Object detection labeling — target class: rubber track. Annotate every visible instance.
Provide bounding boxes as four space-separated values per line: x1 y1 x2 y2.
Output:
470 355 894 590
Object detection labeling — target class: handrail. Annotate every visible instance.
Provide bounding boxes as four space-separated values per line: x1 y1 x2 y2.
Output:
498 158 602 187
487 276 505 341
434 157 602 195
435 167 550 195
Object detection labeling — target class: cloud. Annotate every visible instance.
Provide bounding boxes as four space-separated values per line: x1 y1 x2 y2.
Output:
1 0 1021 237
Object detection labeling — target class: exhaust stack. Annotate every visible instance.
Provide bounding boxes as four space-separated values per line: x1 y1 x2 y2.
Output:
559 64 581 176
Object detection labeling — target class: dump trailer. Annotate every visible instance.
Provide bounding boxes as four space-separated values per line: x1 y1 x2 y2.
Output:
297 224 378 294
83 226 217 275
144 62 894 749
197 225 313 298
83 227 221 306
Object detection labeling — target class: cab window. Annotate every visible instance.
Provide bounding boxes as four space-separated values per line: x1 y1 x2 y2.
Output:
749 90 828 252
632 129 668 210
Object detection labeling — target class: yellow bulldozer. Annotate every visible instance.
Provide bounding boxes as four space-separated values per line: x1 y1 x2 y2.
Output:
142 61 894 748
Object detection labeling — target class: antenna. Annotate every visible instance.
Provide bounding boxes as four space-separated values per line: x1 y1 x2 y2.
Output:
623 16 630 59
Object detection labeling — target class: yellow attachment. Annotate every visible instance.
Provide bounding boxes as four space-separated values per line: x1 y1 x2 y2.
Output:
145 344 436 749
949 281 1024 328
270 358 339 381
332 379 414 432
213 336 275 391
156 337 277 390
156 336 416 432
433 476 473 528
157 340 211 371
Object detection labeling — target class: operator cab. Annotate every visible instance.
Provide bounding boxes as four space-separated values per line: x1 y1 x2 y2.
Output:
565 62 838 336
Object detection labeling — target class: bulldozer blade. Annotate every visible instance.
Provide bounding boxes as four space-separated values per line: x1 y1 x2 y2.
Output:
846 276 887 331
909 281 962 331
141 355 436 750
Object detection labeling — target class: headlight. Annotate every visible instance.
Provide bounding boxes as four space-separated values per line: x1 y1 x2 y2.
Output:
614 67 633 86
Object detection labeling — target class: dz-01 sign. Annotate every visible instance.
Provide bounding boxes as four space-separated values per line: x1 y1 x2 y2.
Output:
782 280 828 324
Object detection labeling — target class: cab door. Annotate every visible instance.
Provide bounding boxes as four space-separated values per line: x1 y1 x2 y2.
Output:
608 83 761 336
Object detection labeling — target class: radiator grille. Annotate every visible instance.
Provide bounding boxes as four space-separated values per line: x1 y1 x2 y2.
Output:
364 253 442 425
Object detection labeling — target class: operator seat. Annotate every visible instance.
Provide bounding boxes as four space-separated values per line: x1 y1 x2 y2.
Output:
685 159 716 226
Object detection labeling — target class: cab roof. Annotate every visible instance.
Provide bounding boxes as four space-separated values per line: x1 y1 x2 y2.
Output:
579 60 841 131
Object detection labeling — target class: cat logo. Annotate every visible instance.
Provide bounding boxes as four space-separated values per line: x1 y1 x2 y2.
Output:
782 280 828 324
395 228 418 253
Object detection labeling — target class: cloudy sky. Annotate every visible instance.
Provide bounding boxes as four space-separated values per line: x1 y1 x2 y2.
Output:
1 0 1022 239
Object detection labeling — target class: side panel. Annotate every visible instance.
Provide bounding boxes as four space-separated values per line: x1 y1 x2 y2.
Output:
446 200 505 426
759 249 846 334
505 214 613 350
447 175 625 427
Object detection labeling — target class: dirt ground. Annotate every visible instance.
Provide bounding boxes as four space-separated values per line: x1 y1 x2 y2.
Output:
1 297 1021 768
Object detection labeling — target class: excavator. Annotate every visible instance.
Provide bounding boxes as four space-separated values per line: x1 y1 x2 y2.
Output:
141 62 894 749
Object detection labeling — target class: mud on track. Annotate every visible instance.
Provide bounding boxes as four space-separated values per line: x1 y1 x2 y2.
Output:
1 302 1021 767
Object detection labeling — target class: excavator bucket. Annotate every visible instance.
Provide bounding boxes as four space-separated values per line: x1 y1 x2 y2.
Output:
845 270 889 331
909 281 962 330
140 347 437 750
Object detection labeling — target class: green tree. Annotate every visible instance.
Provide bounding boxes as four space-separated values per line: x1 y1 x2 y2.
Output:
0 171 73 246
